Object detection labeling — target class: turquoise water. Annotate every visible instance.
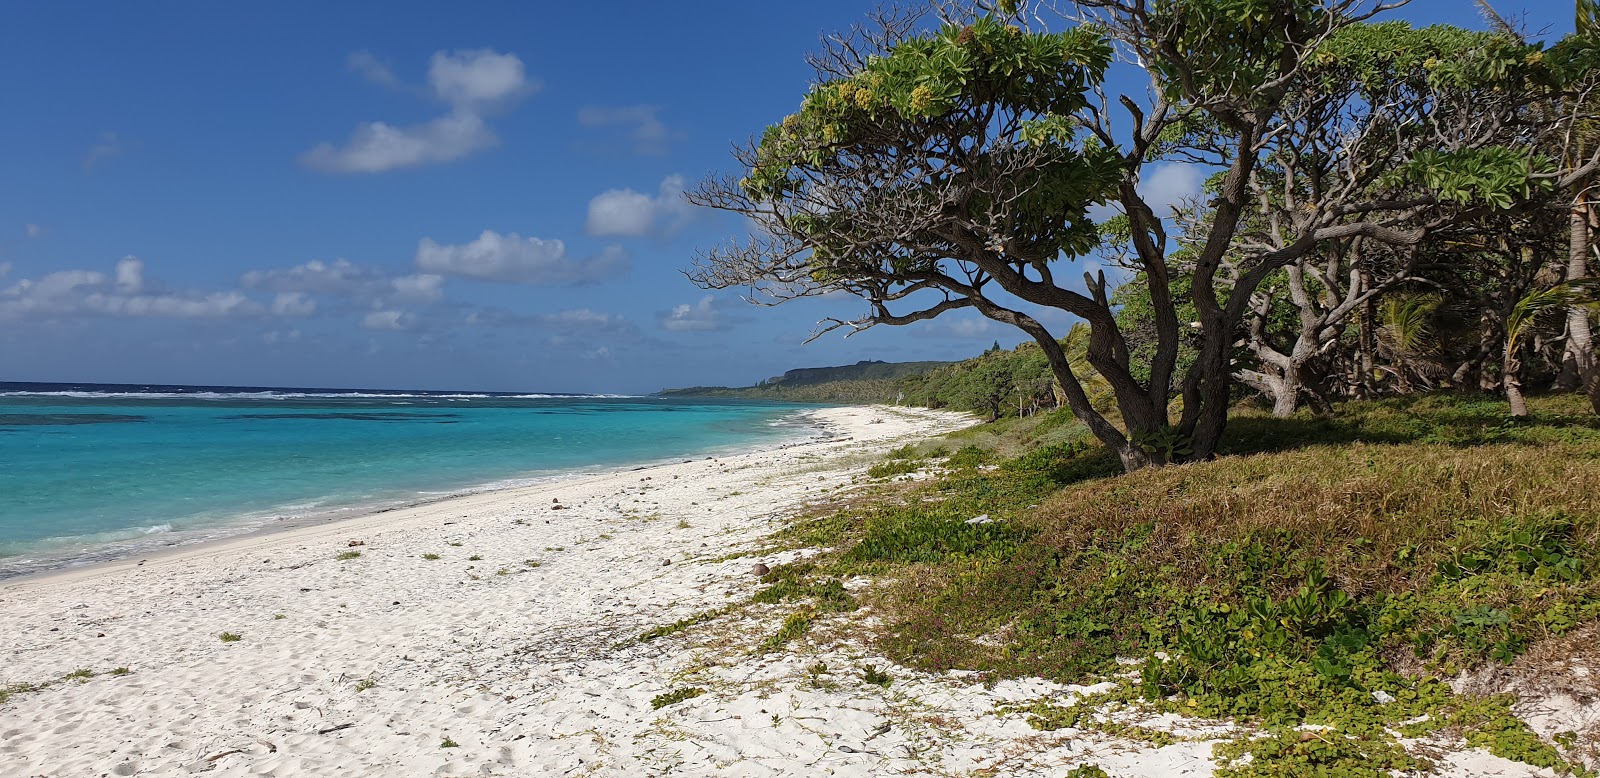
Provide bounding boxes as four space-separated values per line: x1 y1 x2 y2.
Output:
0 384 815 577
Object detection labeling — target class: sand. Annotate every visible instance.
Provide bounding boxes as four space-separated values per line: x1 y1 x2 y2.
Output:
0 406 1580 777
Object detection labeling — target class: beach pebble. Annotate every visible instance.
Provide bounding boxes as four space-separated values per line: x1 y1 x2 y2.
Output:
662 559 671 566
752 563 771 577
347 540 364 547
965 514 993 525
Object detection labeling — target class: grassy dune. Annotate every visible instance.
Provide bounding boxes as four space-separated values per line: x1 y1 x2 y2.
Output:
752 394 1600 775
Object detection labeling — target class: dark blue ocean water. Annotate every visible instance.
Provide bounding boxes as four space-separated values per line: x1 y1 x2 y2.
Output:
0 382 814 577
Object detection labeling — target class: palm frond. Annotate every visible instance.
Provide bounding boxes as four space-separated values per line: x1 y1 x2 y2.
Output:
1508 279 1600 350
1379 293 1444 354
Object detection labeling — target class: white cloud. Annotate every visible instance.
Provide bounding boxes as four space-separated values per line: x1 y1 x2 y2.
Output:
660 295 728 332
389 273 445 302
262 329 303 345
241 258 373 295
1140 163 1207 217
298 114 497 174
239 259 443 304
271 292 317 316
576 105 679 154
347 50 400 88
0 257 263 320
464 307 635 335
114 257 143 293
538 308 627 331
361 310 415 330
586 190 655 237
586 175 693 238
415 231 628 284
427 49 535 113
913 314 1003 340
1087 162 1209 224
302 48 533 174
82 131 131 172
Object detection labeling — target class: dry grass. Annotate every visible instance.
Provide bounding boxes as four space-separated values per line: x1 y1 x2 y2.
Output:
1025 442 1600 600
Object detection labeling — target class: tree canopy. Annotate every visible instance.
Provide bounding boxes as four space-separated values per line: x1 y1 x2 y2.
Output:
691 0 1600 471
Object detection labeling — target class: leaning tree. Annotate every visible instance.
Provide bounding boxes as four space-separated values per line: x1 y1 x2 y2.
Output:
689 1 1559 471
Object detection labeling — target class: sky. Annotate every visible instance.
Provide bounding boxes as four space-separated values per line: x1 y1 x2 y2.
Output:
0 0 1570 394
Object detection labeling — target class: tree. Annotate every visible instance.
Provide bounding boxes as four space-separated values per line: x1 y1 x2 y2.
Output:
1218 20 1559 415
1477 0 1600 411
1506 279 1600 415
689 2 1559 471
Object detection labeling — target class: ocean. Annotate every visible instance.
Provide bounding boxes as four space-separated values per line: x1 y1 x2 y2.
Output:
0 382 816 578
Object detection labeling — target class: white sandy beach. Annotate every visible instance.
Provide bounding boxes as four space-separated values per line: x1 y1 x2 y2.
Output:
0 405 1586 777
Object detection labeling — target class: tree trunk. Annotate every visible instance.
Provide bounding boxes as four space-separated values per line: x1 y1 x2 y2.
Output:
1179 324 1235 463
1007 316 1153 472
1358 270 1377 399
1271 364 1303 418
1478 311 1501 392
1569 197 1600 414
1506 339 1529 418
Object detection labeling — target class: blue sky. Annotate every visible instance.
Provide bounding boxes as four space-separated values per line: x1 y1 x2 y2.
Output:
0 1 1567 393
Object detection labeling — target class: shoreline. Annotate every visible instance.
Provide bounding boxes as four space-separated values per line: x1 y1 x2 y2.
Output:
0 405 979 776
0 404 1573 777
0 404 834 585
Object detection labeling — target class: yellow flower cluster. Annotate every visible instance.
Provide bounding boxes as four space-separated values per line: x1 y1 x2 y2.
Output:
854 86 877 110
909 84 934 113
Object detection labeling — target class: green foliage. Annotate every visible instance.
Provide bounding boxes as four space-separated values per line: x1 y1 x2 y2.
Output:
420 553 440 561
439 737 459 748
762 394 1600 774
861 665 892 688
336 550 361 560
661 360 953 404
218 632 241 643
759 607 818 651
1509 279 1600 351
1380 147 1552 209
1212 725 1423 777
1147 0 1325 104
631 607 729 646
736 13 1126 317
1065 766 1110 778
0 667 132 707
751 563 857 613
898 339 1079 420
1312 21 1545 92
867 456 925 479
1378 293 1444 355
651 686 705 710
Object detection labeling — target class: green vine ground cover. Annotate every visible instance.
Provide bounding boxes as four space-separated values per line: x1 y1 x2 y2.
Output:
750 393 1600 775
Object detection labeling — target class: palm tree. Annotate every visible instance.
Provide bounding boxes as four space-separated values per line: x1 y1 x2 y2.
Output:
1506 280 1600 416
1378 293 1444 393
